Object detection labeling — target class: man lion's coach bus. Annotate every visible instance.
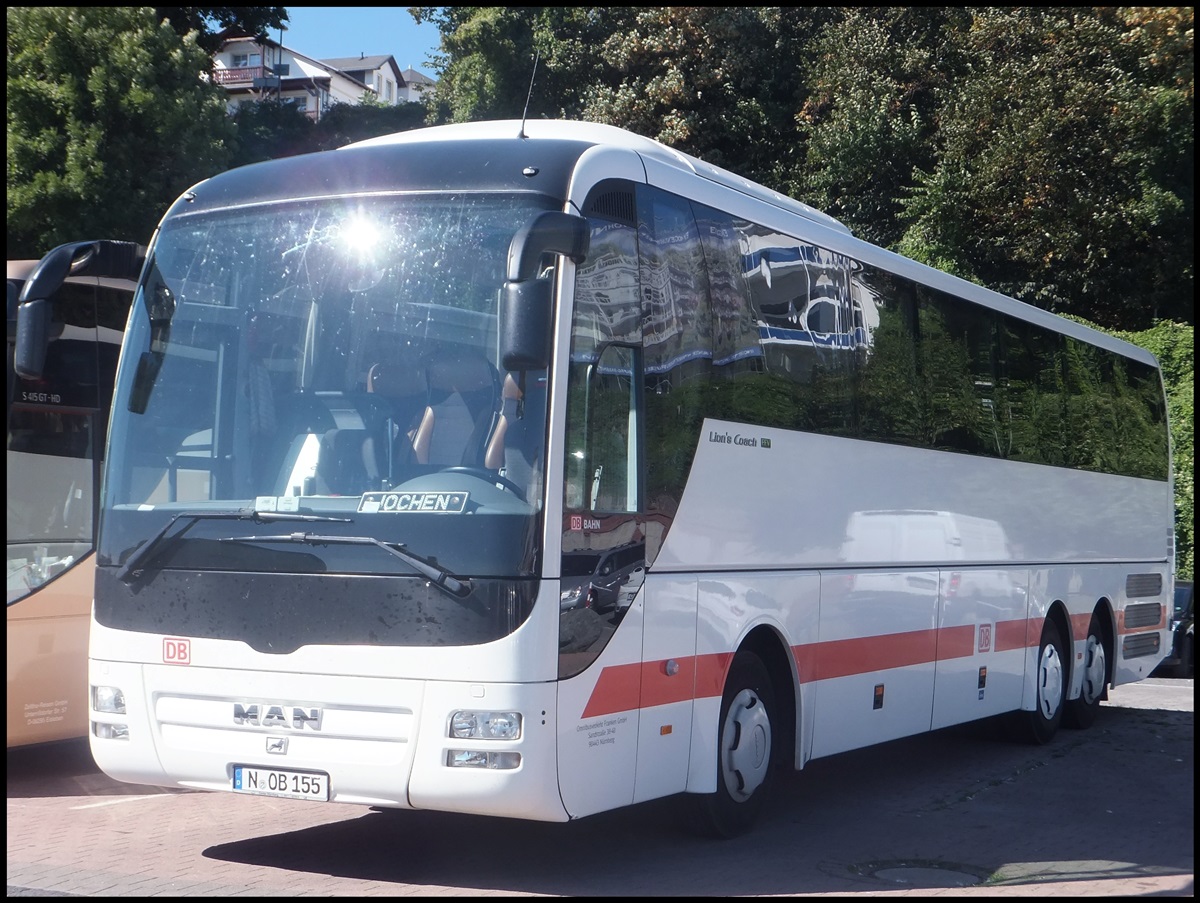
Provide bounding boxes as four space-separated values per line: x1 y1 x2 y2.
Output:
7 249 138 747
18 121 1170 836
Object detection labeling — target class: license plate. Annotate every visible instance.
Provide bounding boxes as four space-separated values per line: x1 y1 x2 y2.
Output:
232 766 329 801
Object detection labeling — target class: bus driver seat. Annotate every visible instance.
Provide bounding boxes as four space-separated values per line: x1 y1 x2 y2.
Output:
414 351 501 469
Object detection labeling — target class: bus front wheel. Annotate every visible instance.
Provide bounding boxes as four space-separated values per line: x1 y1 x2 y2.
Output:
690 650 776 838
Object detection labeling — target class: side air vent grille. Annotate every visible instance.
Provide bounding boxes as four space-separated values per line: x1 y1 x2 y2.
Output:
1121 632 1161 659
1124 602 1163 629
582 181 637 227
1125 573 1163 598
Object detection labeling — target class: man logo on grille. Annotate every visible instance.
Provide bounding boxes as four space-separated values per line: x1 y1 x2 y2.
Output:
233 703 322 730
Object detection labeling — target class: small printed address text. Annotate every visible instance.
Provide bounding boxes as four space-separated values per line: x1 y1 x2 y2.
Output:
576 715 628 748
23 699 68 726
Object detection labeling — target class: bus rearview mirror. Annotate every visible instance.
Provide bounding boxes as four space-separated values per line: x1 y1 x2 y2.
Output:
500 211 590 372
14 299 51 380
12 239 146 382
500 279 551 372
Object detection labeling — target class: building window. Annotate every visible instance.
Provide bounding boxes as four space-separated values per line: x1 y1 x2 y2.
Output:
232 52 261 69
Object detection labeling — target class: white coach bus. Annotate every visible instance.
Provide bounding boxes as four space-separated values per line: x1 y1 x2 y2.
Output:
55 120 1172 837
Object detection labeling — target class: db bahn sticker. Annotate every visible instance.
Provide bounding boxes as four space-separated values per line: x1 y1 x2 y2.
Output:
977 622 993 654
163 637 191 665
358 491 469 514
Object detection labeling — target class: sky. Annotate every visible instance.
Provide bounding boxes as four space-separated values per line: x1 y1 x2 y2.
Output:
276 8 442 76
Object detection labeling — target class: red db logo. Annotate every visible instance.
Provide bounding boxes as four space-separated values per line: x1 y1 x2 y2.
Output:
977 623 993 654
163 638 191 665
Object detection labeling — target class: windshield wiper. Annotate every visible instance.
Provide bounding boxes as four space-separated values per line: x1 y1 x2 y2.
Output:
218 532 473 599
116 510 353 583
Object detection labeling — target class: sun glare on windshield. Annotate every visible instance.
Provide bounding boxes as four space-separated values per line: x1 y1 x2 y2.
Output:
341 212 383 257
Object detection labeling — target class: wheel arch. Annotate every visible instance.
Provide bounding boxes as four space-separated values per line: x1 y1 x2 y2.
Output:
1045 600 1072 663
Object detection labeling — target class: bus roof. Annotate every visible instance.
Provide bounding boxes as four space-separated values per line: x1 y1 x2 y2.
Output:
346 119 853 237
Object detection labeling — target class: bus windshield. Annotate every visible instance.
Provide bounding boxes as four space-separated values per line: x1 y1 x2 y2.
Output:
100 193 555 590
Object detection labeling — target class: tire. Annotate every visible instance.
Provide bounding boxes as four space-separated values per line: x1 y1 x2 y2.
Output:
690 651 776 838
1017 619 1067 744
1064 613 1106 730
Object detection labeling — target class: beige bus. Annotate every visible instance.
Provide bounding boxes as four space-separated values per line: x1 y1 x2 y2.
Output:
7 254 136 747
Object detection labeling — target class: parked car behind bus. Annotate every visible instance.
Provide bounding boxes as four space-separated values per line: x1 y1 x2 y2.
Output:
1154 579 1193 678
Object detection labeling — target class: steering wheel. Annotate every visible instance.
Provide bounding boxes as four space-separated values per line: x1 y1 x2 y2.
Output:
440 466 526 499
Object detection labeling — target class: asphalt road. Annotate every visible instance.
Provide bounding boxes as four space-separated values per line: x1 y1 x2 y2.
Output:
7 677 1193 897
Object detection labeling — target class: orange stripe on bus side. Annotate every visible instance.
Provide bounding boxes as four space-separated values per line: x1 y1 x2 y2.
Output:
580 653 731 718
994 618 1032 652
579 663 640 718
794 629 938 682
579 618 1038 718
936 624 976 659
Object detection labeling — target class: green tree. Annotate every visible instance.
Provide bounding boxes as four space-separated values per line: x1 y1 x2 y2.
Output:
795 8 968 248
7 6 235 256
893 8 1193 330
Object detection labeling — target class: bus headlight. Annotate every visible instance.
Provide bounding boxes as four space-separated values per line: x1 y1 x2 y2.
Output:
92 722 129 740
92 685 126 714
446 750 521 769
449 710 521 740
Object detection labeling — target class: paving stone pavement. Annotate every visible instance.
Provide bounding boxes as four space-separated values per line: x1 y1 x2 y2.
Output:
8 679 1192 897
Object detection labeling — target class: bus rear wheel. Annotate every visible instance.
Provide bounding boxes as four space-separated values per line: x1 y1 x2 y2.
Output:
1064 613 1106 730
690 650 776 838
1017 618 1066 744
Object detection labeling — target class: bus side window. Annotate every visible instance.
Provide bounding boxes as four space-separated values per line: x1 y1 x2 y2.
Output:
584 344 640 514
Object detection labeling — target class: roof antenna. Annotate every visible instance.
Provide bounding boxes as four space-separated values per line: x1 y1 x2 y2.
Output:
517 49 540 139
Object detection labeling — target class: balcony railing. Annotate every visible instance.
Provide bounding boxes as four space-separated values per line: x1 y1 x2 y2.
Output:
212 65 268 86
